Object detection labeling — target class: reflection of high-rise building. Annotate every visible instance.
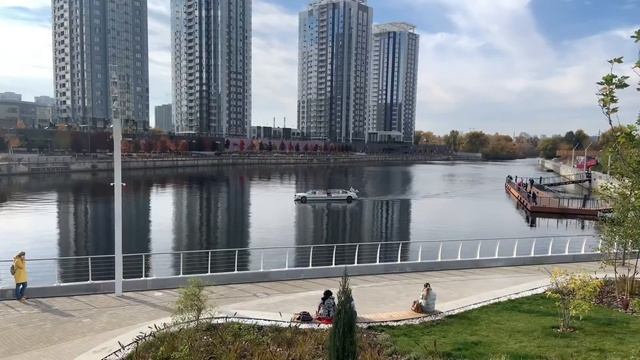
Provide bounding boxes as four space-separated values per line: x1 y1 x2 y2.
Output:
56 179 151 282
298 0 373 143
171 0 252 136
294 166 413 266
52 0 149 129
172 169 250 273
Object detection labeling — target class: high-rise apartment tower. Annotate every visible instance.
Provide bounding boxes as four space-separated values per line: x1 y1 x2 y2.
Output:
369 22 419 143
171 0 252 137
52 0 149 129
298 0 373 143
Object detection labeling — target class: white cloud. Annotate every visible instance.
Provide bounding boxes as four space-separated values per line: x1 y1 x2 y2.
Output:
408 0 640 135
0 19 52 98
0 0 49 9
251 0 298 127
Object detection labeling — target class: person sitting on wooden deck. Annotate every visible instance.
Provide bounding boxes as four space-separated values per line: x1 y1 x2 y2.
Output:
412 283 437 313
316 289 336 324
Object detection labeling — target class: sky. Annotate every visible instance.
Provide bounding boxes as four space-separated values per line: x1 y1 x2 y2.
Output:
0 0 638 136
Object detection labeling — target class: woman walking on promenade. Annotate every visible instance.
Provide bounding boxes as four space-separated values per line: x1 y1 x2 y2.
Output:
13 251 28 302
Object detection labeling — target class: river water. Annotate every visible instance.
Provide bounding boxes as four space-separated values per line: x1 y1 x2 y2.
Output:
0 159 597 261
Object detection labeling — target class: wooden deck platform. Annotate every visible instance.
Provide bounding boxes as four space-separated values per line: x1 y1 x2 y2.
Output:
505 181 610 218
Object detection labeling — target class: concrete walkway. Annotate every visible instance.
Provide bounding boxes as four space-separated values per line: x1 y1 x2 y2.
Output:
0 262 601 360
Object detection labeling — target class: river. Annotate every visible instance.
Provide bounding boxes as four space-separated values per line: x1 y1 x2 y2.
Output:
0 159 597 260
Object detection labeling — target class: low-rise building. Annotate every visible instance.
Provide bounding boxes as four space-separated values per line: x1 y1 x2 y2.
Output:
250 126 303 141
0 95 54 129
154 104 173 133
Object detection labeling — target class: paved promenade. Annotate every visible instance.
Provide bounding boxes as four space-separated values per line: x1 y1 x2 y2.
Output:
0 263 601 360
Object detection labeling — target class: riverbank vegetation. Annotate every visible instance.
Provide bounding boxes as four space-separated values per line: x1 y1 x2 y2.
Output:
414 128 609 160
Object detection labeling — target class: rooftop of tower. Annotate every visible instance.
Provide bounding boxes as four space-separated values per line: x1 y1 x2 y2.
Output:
308 0 368 8
374 22 417 34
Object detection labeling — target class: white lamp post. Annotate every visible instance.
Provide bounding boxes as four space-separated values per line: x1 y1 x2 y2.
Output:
571 143 579 168
113 115 123 296
110 66 123 297
584 143 592 173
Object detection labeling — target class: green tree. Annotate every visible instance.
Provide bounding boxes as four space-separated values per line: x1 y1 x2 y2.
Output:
443 130 461 152
461 131 490 153
574 129 591 149
173 279 212 326
421 131 442 145
596 28 640 310
414 130 424 145
328 270 357 360
482 134 518 160
546 269 602 332
537 135 564 159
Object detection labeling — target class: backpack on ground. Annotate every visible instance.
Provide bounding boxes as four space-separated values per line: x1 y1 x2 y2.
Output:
10 264 16 276
294 311 314 322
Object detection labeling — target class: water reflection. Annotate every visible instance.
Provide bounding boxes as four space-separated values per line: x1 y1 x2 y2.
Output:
0 160 599 267
173 168 251 275
56 179 152 282
294 167 413 266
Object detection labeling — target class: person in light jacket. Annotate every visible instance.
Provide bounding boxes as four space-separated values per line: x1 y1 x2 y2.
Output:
419 283 436 313
13 251 28 302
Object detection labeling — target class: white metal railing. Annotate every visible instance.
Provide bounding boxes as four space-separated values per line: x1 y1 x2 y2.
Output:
0 235 601 289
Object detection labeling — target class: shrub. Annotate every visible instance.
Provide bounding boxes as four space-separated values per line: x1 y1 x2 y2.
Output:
173 278 211 326
546 269 602 332
632 298 640 314
328 270 358 360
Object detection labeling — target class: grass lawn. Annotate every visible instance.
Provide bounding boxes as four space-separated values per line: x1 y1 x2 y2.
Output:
378 295 640 360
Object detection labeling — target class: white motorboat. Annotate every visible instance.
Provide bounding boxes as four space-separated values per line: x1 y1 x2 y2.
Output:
294 188 359 203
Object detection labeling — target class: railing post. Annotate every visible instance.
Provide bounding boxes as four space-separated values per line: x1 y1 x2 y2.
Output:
530 239 537 257
513 240 519 257
418 244 423 262
260 252 264 271
548 238 554 255
476 242 482 259
332 245 336 267
234 250 239 272
354 244 360 265
376 243 381 264
565 238 570 254
208 251 212 274
309 246 314 268
397 243 403 263
56 258 61 285
581 238 587 254
141 254 145 279
285 250 289 270
437 242 443 261
179 253 183 276
88 257 93 282
598 238 602 252
495 240 500 258
457 242 462 260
